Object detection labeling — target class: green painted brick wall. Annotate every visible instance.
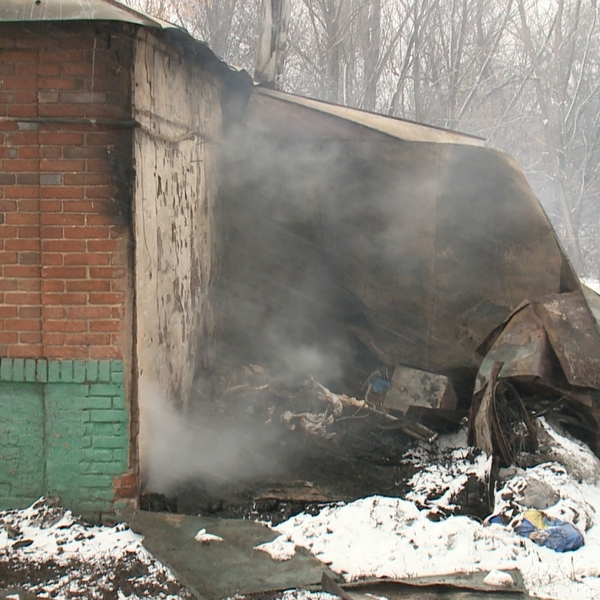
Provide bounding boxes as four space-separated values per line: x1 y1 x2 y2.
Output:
0 359 130 517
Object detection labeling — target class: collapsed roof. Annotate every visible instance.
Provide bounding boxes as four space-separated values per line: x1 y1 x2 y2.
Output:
217 85 584 398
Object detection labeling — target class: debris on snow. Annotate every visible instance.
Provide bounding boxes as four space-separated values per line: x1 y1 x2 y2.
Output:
405 446 492 517
536 417 600 483
512 509 584 552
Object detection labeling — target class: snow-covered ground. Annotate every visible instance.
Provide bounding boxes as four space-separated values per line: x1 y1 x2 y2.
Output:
258 420 600 600
2 419 600 599
0 498 193 599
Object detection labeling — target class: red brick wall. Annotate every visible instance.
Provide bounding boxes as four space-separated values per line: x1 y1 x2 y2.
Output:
0 21 134 361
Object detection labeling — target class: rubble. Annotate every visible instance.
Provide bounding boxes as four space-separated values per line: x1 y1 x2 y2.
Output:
213 290 600 486
139 279 600 599
251 418 600 598
469 289 600 465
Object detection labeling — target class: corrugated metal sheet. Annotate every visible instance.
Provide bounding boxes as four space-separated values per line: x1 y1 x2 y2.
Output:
0 0 176 29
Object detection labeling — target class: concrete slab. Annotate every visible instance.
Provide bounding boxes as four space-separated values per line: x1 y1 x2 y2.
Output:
120 509 335 599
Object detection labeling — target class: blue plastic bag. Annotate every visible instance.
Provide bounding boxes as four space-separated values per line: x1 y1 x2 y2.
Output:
514 509 584 552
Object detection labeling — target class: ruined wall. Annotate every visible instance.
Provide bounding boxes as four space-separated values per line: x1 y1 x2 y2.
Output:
0 22 136 516
219 101 570 396
132 29 223 408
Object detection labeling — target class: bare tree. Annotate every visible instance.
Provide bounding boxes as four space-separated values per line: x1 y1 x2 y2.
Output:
283 0 409 111
125 0 261 70
512 0 600 273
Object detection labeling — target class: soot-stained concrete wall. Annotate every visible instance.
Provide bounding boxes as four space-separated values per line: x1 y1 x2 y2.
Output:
132 29 224 409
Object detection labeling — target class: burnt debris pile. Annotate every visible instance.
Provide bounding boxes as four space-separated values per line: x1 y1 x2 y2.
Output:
142 107 600 522
143 282 600 523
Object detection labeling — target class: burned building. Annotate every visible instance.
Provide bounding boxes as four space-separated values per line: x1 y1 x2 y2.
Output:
1 0 599 518
0 0 247 516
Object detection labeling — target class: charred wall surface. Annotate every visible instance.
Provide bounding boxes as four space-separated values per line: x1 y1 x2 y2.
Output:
217 103 573 398
132 29 225 410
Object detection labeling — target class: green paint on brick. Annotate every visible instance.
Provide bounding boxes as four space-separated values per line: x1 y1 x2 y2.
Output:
87 422 125 436
2 497 39 510
73 361 86 383
78 474 114 488
45 384 90 401
60 360 74 383
111 371 124 384
93 436 128 449
86 360 99 382
36 360 48 383
0 359 129 516
111 361 124 374
111 395 126 410
0 449 20 463
12 359 25 382
80 448 116 462
0 359 12 381
86 461 126 475
89 383 122 397
113 448 127 464
82 397 113 410
89 409 127 423
0 383 45 503
98 361 111 382
48 361 60 382
25 359 37 382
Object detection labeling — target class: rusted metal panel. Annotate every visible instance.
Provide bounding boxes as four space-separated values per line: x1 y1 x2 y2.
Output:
244 89 397 142
532 291 600 390
133 29 222 408
220 125 571 387
428 145 566 373
475 304 554 395
331 143 566 376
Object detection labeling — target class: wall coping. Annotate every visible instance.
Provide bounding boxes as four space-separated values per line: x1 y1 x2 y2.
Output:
0 358 123 384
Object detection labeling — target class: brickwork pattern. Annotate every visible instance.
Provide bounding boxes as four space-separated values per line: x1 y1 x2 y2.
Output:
0 21 133 361
0 358 131 517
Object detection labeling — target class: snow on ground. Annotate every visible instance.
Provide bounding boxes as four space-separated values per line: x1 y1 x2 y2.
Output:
4 419 600 600
257 420 600 600
0 498 193 599
195 528 224 544
405 436 492 515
